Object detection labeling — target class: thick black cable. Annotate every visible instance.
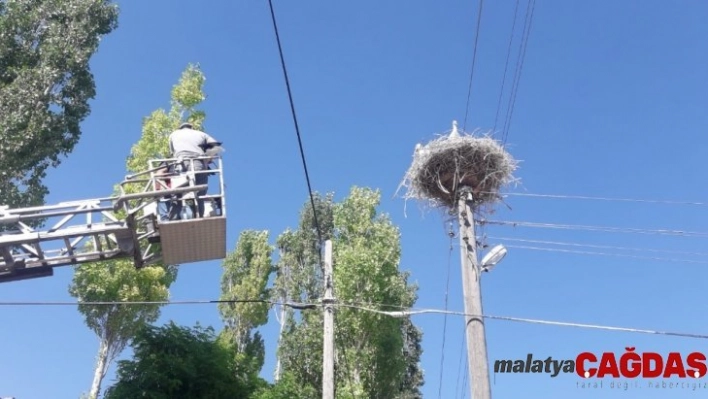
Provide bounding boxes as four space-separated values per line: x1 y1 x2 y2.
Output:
6 299 708 339
267 0 324 251
462 0 485 133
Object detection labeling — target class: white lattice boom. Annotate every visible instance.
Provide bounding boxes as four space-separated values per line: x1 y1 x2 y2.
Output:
0 156 228 283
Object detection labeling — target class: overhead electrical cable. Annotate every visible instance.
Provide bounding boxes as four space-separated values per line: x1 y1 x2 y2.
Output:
492 0 521 133
481 219 708 238
501 0 536 145
488 236 708 257
454 326 468 399
462 0 485 132
336 304 708 340
503 244 708 265
489 191 708 206
460 360 469 399
267 3 362 396
267 0 324 249
437 232 455 399
3 298 706 338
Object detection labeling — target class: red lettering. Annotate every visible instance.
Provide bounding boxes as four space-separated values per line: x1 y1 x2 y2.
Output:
663 352 687 378
686 352 707 378
576 352 597 378
619 347 641 378
597 352 620 378
642 352 663 378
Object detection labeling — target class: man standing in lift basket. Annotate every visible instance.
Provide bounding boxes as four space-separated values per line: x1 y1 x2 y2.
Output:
168 122 222 219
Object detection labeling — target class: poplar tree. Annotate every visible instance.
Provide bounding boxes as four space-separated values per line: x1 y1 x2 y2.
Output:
69 64 207 399
273 187 424 398
0 0 118 208
218 230 274 376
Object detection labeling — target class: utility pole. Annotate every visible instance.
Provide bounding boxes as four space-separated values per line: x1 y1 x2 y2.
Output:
457 187 492 399
322 239 335 399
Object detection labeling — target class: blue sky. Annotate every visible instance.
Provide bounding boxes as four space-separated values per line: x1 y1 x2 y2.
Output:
1 1 708 398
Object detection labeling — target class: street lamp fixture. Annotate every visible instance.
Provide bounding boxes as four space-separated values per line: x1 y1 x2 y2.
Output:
480 244 507 272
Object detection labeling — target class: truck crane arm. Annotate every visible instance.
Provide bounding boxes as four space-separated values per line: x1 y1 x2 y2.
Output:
0 156 227 283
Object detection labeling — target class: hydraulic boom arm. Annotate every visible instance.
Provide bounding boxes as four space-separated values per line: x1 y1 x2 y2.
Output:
0 156 226 283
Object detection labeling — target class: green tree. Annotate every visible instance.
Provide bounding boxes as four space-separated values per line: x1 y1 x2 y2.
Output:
68 64 207 399
272 193 334 381
0 0 118 208
218 230 274 376
252 372 318 399
397 318 425 398
70 263 176 399
102 322 265 399
275 187 424 398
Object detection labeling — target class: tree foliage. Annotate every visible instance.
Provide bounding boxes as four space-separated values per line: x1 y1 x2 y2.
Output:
68 64 207 399
274 187 424 399
125 63 206 174
69 260 177 398
0 0 118 208
218 230 274 376
216 188 423 398
252 372 318 399
103 322 266 399
270 193 334 381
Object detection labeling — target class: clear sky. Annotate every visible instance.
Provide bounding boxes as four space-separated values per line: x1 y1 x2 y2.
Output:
1 1 708 398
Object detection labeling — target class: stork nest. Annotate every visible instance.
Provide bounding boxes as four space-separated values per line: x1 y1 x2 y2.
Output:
398 131 518 210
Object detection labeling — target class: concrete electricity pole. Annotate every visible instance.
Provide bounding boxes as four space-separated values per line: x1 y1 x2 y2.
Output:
322 240 335 399
456 188 491 399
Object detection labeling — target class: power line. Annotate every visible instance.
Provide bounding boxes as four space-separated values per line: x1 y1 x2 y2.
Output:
267 0 324 248
437 230 455 399
3 298 707 339
481 219 708 238
491 191 708 206
337 304 708 340
338 299 409 311
500 0 535 144
462 0 485 132
503 244 708 265
0 299 317 308
461 366 469 399
488 236 708 257
454 325 467 399
492 0 521 133
501 0 536 145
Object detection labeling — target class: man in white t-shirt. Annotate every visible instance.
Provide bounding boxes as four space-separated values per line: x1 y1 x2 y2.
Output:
167 122 222 219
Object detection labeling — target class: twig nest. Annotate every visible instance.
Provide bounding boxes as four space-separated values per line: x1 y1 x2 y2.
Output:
399 126 518 209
